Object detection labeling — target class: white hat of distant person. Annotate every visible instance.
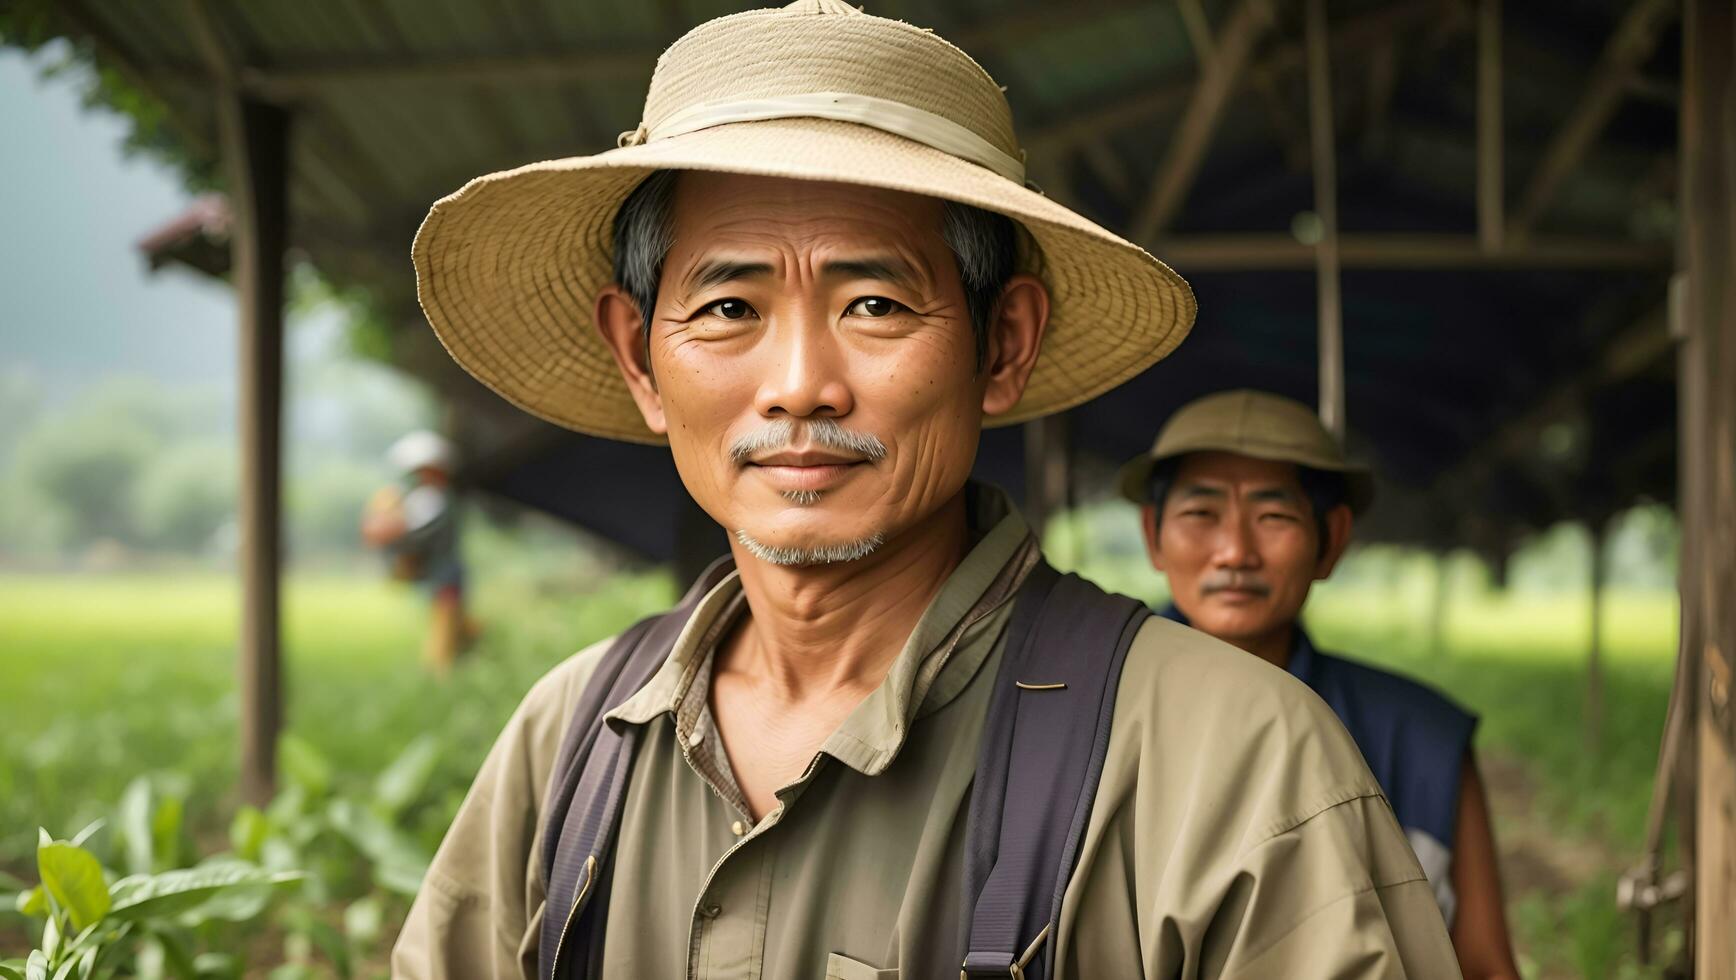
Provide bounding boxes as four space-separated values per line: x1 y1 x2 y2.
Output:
386 430 454 474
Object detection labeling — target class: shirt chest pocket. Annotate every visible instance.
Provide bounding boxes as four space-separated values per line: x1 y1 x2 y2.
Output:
823 952 898 980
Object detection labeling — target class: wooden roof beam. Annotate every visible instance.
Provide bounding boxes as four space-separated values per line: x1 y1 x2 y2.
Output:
951 0 1156 52
229 50 660 98
53 2 216 161
1025 0 1447 158
182 0 240 88
1129 0 1276 244
1506 0 1677 244
1159 232 1671 270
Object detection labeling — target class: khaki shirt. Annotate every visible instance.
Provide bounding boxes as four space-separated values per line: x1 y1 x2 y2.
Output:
394 489 1458 979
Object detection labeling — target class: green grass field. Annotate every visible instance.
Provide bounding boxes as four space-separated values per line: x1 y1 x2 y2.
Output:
0 569 676 864
0 565 1682 977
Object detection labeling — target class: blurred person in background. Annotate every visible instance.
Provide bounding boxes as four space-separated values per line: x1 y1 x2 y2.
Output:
1122 388 1520 980
361 429 475 675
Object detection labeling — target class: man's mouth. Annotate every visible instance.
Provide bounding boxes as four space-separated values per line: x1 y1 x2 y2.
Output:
745 450 868 492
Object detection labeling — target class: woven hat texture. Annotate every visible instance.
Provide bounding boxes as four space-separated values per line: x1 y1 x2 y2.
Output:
413 0 1197 443
1117 389 1376 513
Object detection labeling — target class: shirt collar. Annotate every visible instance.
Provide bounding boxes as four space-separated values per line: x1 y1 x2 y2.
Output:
606 482 1037 776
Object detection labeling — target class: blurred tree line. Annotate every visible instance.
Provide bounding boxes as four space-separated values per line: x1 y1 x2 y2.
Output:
0 279 437 568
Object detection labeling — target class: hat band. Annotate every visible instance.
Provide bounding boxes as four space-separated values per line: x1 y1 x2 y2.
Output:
635 91 1027 183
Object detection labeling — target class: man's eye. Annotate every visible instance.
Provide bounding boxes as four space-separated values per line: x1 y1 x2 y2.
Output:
845 296 904 318
700 299 755 320
1260 512 1300 523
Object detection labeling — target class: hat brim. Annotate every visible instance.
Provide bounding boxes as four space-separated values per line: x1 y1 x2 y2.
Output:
413 117 1196 444
1117 449 1376 515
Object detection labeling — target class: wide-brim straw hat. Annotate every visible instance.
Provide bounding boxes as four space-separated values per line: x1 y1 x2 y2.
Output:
1117 389 1377 514
413 0 1196 444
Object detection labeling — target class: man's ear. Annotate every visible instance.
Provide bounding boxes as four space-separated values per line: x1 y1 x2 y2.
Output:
1314 503 1355 579
981 274 1050 417
595 284 667 435
1140 504 1167 572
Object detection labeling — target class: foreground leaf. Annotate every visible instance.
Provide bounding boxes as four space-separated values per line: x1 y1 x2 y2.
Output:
372 735 439 818
228 806 269 863
323 800 428 896
118 778 155 876
108 865 302 923
37 843 110 931
14 886 47 918
277 736 332 799
69 820 105 850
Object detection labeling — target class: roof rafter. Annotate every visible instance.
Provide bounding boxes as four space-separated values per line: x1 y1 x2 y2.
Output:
1128 0 1275 244
1024 0 1447 157
1506 0 1677 243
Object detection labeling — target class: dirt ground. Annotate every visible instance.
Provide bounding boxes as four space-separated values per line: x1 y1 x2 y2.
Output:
1480 752 1682 979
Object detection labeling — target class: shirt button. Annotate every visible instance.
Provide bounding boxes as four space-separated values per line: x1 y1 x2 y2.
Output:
730 820 747 836
686 729 704 748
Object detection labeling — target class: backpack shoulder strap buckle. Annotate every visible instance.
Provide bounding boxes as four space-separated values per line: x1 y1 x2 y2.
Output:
961 922 1051 980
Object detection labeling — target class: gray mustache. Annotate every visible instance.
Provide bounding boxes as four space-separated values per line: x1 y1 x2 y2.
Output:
729 418 888 464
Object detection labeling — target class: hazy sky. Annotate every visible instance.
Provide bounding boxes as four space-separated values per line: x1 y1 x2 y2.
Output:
0 42 237 402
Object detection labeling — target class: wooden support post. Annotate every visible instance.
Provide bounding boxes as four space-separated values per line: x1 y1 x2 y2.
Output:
1305 0 1345 443
1681 0 1736 973
223 96 290 808
1476 0 1503 253
1587 520 1606 759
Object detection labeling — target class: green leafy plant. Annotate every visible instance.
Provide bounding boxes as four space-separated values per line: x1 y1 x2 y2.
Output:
218 734 440 978
1 824 300 979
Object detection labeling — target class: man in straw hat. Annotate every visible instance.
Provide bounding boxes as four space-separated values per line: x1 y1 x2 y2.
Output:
395 3 1458 977
1121 389 1520 979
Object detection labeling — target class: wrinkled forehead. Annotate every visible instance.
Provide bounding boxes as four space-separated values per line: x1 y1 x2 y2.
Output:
665 172 952 268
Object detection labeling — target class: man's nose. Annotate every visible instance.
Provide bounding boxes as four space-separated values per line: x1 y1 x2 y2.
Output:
752 314 854 420
1211 515 1260 568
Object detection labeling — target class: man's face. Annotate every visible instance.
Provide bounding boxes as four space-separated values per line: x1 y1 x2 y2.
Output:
597 173 1046 564
1143 452 1348 645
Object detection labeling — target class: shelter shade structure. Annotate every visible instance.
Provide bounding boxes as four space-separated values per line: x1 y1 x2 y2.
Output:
24 0 1722 969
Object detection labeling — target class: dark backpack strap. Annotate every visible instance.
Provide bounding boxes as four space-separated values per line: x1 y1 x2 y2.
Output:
538 556 736 980
960 561 1150 980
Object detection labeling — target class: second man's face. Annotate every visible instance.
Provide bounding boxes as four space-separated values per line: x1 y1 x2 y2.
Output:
1145 452 1340 646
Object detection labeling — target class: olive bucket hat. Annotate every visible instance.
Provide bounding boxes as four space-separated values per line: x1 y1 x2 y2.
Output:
412 0 1197 444
1117 389 1376 514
